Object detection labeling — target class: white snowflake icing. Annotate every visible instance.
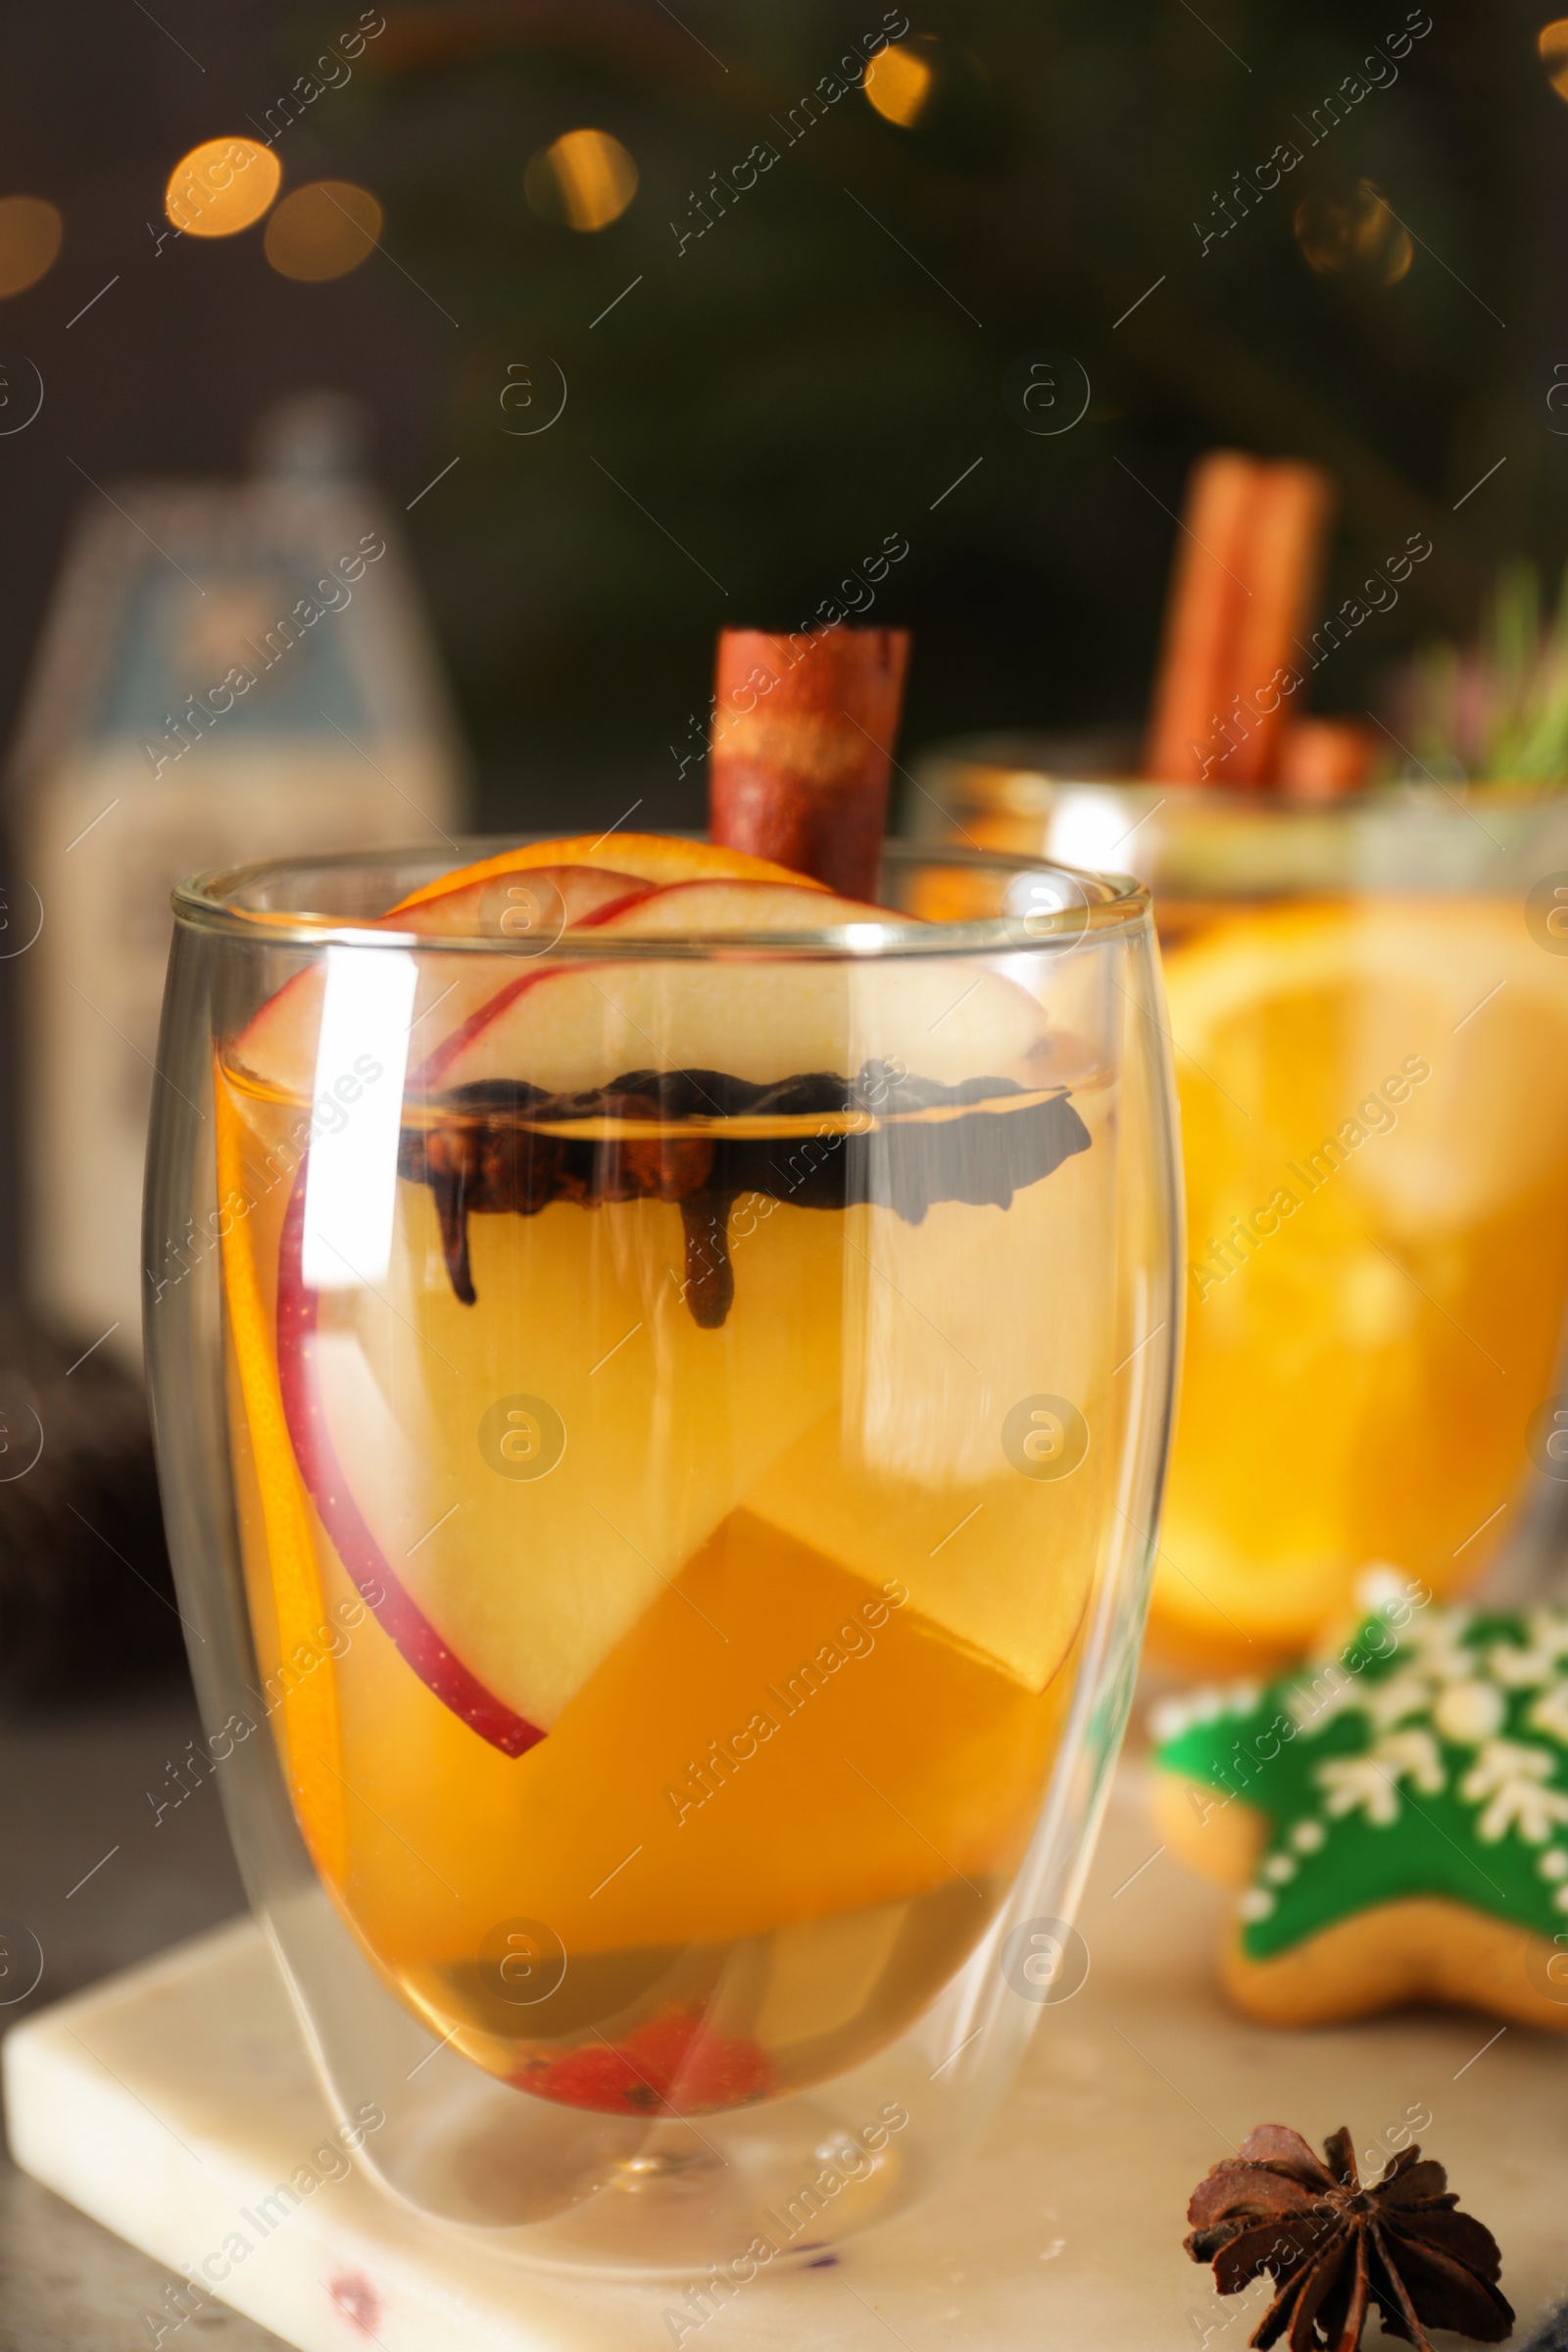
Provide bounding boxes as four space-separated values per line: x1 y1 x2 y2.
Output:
1526 1681 1568 1747
1401 1618 1479 1683
1406 1602 1474 1643
1530 1609 1568 1654
1361 1670 1442 1733
1158 1602 1568 1934
1283 1597 1535 1748
1432 1680 1506 1745
1286 1662 1373 1736
1315 1730 1445 1825
1285 1606 1568 1762
1458 1741 1568 1845
1489 1641 1561 1691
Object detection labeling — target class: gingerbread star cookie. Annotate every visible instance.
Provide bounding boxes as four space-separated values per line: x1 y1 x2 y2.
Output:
1151 1578 1568 2032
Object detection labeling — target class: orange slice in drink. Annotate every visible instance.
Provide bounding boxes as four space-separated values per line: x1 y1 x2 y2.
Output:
387 831 830 916
1155 895 1568 1671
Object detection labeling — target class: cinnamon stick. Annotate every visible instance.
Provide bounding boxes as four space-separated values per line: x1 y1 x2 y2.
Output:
1277 716 1374 798
1213 461 1336 785
1145 452 1336 787
1144 452 1258 784
708 624 910 900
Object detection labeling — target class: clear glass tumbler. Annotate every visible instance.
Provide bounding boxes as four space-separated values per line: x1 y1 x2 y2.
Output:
143 840 1178 2276
912 751 1568 1672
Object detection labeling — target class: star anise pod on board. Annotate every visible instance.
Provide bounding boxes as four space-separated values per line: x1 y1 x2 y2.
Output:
1185 2125 1514 2351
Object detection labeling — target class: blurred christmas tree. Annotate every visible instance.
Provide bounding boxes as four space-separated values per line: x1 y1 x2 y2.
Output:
323 0 1562 823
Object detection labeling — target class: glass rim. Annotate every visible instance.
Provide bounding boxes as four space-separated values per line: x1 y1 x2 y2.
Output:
170 837 1151 958
920 740 1568 820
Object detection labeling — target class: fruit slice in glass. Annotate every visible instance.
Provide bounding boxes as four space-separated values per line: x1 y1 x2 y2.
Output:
1161 893 1568 1667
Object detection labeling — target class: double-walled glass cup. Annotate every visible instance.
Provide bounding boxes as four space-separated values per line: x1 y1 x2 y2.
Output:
144 842 1178 2276
913 749 1568 1671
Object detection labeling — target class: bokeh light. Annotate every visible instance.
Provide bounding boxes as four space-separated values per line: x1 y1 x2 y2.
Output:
1540 18 1568 100
1294 181 1413 286
264 181 383 281
165 138 280 238
864 41 937 127
0 197 63 297
524 130 639 231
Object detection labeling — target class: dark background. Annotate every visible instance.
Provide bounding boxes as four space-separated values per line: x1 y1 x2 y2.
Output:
0 0 1555 832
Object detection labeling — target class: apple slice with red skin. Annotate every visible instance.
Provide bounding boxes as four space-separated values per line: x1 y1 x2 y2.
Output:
236 858 672 1757
229 846 820 1101
228 957 501 1111
407 878 902 1090
252 866 968 1756
429 878 1046 1099
273 1168 545 1756
258 882 667 1756
255 876 886 1758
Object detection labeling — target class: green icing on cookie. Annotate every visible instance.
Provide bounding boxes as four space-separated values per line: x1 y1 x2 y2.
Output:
1152 1596 1568 1960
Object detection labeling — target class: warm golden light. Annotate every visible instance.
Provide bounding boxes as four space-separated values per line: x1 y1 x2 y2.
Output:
524 129 639 231
0 197 63 297
864 41 936 127
264 181 383 281
1540 17 1568 98
1294 181 1412 286
165 139 280 238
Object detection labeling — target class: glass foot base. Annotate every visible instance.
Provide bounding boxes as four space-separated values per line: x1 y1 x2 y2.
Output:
383 2085 913 2276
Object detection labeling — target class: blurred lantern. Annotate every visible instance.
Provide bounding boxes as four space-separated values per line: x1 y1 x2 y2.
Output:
165 137 280 238
863 39 939 127
0 197 63 298
1540 17 1568 100
1294 180 1413 285
524 129 638 230
4 394 466 1357
264 180 383 281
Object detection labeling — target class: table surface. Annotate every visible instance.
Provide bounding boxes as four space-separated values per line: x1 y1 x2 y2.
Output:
0 1685 285 2352
4 1684 1568 2351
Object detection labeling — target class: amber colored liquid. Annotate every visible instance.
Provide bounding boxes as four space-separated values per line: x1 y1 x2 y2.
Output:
217 1062 1113 2113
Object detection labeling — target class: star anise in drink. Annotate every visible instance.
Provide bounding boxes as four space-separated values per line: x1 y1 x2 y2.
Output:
1185 2124 1513 2350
